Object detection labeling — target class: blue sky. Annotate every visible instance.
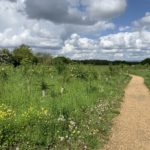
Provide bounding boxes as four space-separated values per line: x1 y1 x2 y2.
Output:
0 0 149 60
114 0 150 26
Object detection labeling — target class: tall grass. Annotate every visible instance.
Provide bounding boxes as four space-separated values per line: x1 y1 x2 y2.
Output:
0 64 130 149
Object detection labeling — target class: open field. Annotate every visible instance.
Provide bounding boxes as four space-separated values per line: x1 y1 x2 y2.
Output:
0 64 130 149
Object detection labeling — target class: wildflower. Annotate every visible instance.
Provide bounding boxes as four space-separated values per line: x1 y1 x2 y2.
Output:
44 110 48 115
84 145 87 150
70 120 76 126
16 146 19 150
58 115 66 122
0 110 7 119
41 107 48 115
72 130 76 134
59 136 65 142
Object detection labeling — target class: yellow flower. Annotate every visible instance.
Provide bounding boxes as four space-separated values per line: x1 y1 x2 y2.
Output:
0 105 15 120
0 110 7 119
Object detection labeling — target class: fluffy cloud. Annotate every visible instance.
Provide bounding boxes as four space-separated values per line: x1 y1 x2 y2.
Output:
60 12 150 60
85 0 126 20
0 0 117 49
61 29 150 60
62 21 115 39
100 30 150 51
0 0 64 52
133 12 150 30
119 26 130 32
24 0 126 25
0 23 63 49
0 0 149 61
0 0 17 2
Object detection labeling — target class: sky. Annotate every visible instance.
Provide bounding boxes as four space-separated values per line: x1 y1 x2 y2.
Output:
0 0 150 61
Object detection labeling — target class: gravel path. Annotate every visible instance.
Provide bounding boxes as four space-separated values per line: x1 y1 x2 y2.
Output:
103 75 150 150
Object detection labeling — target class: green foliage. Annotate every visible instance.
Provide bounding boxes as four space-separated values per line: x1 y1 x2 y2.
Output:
55 61 66 74
71 65 89 80
54 56 71 64
0 48 13 64
0 64 130 149
128 65 150 90
36 53 53 65
40 80 49 91
12 44 35 66
142 58 150 64
0 67 9 81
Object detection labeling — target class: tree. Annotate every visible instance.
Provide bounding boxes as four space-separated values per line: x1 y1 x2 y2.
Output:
0 48 13 64
53 56 71 64
12 44 35 66
142 58 150 64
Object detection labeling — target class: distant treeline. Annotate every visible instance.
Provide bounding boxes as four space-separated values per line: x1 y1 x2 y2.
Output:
0 44 150 66
74 60 141 65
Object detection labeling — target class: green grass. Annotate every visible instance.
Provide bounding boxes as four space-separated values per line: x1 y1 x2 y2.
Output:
0 64 130 149
128 64 150 90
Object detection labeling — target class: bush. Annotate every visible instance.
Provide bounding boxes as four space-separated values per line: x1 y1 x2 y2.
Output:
13 44 35 66
0 49 13 64
71 65 89 80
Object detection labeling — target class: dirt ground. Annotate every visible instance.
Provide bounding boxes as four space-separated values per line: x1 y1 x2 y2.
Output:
103 75 150 150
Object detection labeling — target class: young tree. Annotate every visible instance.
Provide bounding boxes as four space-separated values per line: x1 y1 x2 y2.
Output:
12 44 35 66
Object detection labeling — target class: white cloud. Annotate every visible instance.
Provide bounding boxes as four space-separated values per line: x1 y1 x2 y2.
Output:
119 26 130 31
24 0 127 25
60 12 150 60
133 12 150 30
62 21 115 39
0 0 64 51
61 29 150 60
0 0 116 50
0 0 150 61
85 0 126 20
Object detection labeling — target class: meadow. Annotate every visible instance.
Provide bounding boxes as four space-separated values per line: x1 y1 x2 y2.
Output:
127 64 150 89
0 63 130 150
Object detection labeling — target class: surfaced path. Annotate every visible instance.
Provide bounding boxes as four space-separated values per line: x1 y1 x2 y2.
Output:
103 75 150 150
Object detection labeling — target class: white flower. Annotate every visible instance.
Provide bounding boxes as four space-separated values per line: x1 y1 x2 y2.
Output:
58 115 66 122
70 121 75 126
16 147 19 150
59 136 64 141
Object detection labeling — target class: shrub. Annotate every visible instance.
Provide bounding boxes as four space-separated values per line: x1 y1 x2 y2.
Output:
0 49 13 64
13 44 35 66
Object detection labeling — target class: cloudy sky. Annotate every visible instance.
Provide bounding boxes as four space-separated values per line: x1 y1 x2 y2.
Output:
0 0 150 60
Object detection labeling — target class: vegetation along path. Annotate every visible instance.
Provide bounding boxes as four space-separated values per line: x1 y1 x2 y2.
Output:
103 75 150 150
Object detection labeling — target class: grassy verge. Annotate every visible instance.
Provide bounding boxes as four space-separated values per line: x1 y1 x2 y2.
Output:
0 64 130 149
128 65 150 90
